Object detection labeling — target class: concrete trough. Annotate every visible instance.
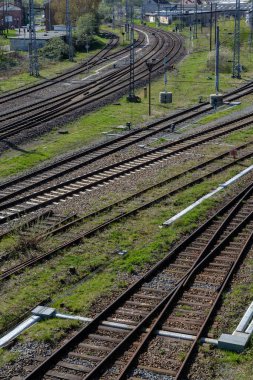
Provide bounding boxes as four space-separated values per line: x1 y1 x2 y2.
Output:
218 332 250 352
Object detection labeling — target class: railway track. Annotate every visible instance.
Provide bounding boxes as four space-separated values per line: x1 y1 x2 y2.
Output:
23 180 253 380
1 72 253 207
0 28 185 140
0 31 144 110
0 109 253 225
2 24 253 142
0 32 127 104
1 139 252 281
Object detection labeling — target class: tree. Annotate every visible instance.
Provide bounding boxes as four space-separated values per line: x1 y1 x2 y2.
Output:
76 13 100 49
50 0 101 25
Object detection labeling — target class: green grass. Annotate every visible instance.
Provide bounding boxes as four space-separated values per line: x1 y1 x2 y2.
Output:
0 35 108 93
0 349 18 368
194 103 246 127
224 127 253 144
213 342 253 380
21 318 81 344
0 234 17 252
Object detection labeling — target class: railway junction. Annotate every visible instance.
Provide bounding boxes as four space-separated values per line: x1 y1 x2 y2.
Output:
0 6 253 380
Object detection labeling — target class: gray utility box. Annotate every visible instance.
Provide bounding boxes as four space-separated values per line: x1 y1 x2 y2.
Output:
160 92 172 104
210 94 223 108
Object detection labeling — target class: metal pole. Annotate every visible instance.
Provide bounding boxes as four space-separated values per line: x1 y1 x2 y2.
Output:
249 0 253 50
164 57 168 93
210 2 213 51
48 0 51 31
28 0 39 76
128 5 136 101
125 0 130 41
146 60 155 115
6 0 9 34
201 4 203 33
182 0 184 30
214 3 217 44
194 0 197 38
149 70 151 116
232 0 241 78
112 0 115 29
215 26 220 94
2 0 5 35
180 0 183 31
66 0 73 61
157 0 160 26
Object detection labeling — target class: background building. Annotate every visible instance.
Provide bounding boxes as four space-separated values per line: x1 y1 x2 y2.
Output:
0 2 23 29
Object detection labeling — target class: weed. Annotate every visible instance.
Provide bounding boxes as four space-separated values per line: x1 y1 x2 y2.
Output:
180 304 193 311
20 318 80 344
178 351 186 361
0 349 18 368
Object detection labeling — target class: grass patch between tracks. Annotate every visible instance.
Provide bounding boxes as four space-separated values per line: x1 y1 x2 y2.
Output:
0 160 252 353
0 349 18 368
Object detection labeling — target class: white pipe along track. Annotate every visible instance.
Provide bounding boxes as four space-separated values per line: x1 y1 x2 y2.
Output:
0 308 217 348
163 164 253 227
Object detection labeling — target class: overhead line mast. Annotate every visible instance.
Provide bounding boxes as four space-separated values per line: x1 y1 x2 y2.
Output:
232 0 241 78
127 3 140 102
66 0 73 61
28 0 39 76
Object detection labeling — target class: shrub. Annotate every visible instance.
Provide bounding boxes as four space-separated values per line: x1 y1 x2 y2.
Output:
0 50 19 71
206 48 233 73
40 37 70 60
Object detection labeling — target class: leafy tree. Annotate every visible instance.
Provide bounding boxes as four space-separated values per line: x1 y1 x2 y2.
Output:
50 0 101 25
40 37 69 60
76 13 100 50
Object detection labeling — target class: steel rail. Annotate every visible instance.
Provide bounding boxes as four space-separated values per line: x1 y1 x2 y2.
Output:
0 34 145 121
25 141 253 240
115 187 253 379
2 27 251 130
1 146 252 280
0 29 155 122
0 30 184 139
0 111 252 224
82 203 253 379
175 231 253 380
0 74 252 200
23 181 253 380
0 32 132 104
0 136 251 242
0 102 252 201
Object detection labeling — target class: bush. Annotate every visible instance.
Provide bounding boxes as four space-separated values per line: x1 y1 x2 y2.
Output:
0 52 19 71
40 37 70 60
206 48 233 73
